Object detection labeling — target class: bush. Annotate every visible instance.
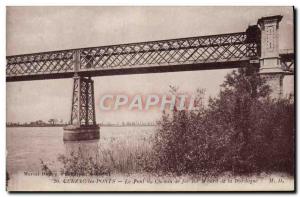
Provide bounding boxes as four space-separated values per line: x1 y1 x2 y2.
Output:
153 68 294 176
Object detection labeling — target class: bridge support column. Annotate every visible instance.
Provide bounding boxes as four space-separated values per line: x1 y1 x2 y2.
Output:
257 15 284 99
63 75 99 141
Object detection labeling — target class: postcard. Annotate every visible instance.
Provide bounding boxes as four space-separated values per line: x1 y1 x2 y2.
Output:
6 6 295 191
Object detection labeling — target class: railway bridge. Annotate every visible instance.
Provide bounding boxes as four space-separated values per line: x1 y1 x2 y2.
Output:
6 15 294 141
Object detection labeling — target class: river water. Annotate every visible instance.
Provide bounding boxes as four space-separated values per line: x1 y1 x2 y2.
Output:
6 126 155 176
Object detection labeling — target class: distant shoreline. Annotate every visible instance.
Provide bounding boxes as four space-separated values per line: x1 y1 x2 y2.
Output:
6 125 156 128
7 125 65 128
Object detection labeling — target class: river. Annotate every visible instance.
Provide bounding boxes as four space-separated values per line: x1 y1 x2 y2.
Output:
6 126 155 176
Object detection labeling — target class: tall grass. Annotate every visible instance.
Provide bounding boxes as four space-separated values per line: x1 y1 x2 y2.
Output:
41 130 155 176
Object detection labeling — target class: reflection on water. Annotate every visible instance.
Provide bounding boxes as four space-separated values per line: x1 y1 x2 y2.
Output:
7 126 154 176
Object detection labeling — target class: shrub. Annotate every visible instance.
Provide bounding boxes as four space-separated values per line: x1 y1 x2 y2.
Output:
153 67 294 176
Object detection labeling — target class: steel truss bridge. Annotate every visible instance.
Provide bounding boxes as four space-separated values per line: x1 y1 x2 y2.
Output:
6 15 294 140
5 27 264 81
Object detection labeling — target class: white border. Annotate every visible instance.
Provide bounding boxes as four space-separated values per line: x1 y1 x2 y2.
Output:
1 0 299 6
0 1 298 196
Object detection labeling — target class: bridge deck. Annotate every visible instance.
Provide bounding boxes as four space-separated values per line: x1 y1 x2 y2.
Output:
7 31 260 82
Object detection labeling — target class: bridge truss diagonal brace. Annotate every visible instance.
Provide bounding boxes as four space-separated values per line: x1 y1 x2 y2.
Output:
70 75 96 127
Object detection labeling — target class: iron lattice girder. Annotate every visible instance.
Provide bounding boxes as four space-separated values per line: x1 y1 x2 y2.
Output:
6 31 259 81
7 50 74 75
70 76 96 126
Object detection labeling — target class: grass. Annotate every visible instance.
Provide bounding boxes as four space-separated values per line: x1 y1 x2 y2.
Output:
41 127 155 176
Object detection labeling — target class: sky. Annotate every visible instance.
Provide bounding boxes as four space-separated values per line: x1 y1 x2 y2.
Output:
6 6 294 123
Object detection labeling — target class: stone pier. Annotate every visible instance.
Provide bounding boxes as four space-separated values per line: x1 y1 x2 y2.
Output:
257 15 285 98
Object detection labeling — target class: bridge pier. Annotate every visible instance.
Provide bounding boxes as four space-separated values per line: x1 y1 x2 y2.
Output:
63 75 99 141
260 73 284 98
257 15 285 98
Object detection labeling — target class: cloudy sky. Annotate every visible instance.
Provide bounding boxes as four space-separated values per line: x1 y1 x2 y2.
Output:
6 6 294 123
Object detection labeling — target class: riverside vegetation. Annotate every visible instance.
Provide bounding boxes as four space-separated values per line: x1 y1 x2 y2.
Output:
41 67 294 177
